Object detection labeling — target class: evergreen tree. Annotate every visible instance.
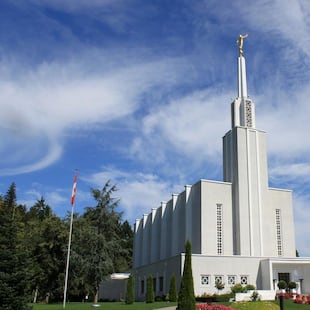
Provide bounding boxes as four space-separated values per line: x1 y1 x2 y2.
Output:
0 183 32 310
177 241 195 310
75 181 125 303
115 220 134 272
146 275 154 303
169 274 177 302
125 274 134 304
25 197 66 303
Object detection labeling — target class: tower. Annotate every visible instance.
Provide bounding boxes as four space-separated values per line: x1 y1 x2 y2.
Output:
223 35 269 256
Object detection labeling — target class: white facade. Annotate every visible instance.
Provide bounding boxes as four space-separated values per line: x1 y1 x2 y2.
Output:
132 49 310 300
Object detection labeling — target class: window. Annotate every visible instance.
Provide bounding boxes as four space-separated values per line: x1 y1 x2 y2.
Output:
215 275 224 284
278 273 290 284
228 275 236 285
159 276 164 292
141 280 145 294
275 209 283 256
240 276 248 285
245 100 253 127
153 278 156 293
216 204 223 255
201 275 210 285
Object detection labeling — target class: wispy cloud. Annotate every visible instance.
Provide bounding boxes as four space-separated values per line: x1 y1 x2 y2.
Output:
0 56 190 175
83 166 183 223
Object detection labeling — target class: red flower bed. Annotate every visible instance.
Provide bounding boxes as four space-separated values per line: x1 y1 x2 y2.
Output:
196 303 234 310
294 294 310 304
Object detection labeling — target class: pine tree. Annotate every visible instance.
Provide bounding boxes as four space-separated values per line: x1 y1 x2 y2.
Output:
177 240 195 310
125 274 134 304
146 275 154 303
0 183 32 310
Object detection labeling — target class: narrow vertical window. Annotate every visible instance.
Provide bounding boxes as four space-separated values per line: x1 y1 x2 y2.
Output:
245 100 253 127
275 209 283 256
141 280 145 295
216 204 223 255
159 276 164 292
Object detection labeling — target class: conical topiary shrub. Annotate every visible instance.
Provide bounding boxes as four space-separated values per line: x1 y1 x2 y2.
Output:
169 274 177 302
125 274 134 304
177 240 195 310
146 275 154 303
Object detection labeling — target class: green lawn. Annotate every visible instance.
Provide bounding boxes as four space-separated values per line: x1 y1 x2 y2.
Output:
31 299 310 310
280 299 310 309
229 299 310 310
32 301 177 310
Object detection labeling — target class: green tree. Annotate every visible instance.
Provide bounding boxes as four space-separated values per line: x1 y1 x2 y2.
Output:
168 274 177 302
146 275 154 303
27 197 52 221
125 274 134 304
115 220 134 272
75 181 125 303
26 198 66 303
0 183 32 310
177 240 195 310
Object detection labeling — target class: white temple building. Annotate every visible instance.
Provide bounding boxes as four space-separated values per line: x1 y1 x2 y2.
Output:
132 39 310 300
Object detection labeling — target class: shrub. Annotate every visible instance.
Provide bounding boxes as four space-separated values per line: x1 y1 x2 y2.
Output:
215 280 225 292
146 275 154 303
169 274 177 302
125 274 134 304
288 281 297 289
245 284 256 291
277 280 287 290
230 283 245 294
250 291 260 301
214 293 234 302
177 241 195 310
196 293 215 303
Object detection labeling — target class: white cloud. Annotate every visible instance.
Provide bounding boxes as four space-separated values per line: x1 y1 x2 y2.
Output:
269 163 310 182
294 192 310 256
130 89 233 168
256 85 310 163
234 0 310 57
84 167 183 224
0 56 189 175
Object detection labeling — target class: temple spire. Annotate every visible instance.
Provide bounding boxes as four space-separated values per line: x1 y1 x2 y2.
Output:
231 34 255 128
237 34 248 98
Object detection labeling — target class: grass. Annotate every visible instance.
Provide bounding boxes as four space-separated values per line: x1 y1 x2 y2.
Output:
229 299 310 310
279 299 310 309
32 301 177 310
32 299 310 310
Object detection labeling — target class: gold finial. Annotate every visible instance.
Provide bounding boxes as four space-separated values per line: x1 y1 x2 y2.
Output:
237 34 248 56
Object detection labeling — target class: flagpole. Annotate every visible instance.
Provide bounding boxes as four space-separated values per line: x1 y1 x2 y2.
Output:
63 171 78 309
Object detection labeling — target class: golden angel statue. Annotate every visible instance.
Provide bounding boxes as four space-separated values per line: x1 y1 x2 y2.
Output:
237 34 248 56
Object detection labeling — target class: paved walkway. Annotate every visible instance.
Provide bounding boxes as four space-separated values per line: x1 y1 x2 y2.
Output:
155 307 177 310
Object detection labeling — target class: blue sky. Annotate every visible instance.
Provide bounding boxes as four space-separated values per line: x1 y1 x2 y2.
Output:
0 0 310 255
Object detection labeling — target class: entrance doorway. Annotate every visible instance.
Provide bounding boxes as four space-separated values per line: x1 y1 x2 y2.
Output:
278 273 290 284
